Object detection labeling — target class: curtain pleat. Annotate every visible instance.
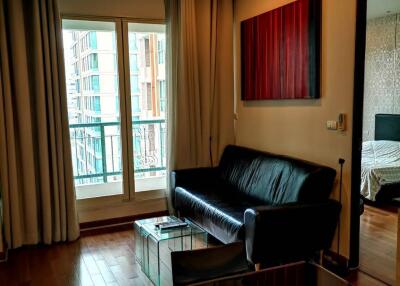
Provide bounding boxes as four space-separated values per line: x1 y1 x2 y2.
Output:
165 0 234 211
0 0 79 248
166 0 234 170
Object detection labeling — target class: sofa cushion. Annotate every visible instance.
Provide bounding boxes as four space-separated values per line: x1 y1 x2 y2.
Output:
174 186 261 244
218 145 336 205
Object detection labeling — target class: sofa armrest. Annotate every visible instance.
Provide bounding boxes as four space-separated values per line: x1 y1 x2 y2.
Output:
244 199 341 265
170 167 219 207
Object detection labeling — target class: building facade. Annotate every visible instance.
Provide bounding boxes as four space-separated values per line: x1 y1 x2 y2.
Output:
65 29 166 186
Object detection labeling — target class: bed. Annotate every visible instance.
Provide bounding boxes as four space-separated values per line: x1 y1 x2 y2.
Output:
361 114 400 202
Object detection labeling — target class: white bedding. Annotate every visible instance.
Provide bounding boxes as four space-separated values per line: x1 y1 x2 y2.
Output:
361 140 400 201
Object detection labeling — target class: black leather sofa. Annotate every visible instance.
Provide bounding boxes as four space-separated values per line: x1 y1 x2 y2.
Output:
171 145 341 265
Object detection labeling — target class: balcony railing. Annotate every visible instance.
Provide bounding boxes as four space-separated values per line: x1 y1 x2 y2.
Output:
69 119 166 186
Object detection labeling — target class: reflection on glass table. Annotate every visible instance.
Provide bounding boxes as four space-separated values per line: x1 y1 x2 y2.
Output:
134 216 208 286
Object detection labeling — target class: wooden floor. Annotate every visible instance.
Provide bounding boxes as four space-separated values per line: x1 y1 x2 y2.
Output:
346 271 391 286
0 221 393 286
359 205 398 286
0 228 152 286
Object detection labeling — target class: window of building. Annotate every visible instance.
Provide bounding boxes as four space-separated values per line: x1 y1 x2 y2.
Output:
131 75 139 93
76 79 80 93
132 95 140 113
89 31 97 49
129 33 137 52
89 53 98 70
91 75 100 92
82 57 87 72
145 38 150 67
146 83 152 110
74 62 80 75
159 80 166 112
130 54 138 72
81 37 85 52
73 45 78 58
158 39 165 64
93 96 100 112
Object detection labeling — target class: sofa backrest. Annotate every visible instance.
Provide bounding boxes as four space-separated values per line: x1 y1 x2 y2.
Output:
218 145 336 205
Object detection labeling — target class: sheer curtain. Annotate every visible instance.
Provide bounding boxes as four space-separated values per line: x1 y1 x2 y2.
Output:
0 0 79 248
165 0 234 210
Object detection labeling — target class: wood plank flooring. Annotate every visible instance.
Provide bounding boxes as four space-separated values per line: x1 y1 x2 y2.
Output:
359 205 397 285
0 228 152 286
0 215 393 286
346 271 389 286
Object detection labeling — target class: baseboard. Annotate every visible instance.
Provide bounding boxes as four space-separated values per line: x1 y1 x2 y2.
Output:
80 210 168 232
78 197 167 223
363 199 398 213
0 250 5 261
80 223 135 236
0 242 7 263
322 250 350 277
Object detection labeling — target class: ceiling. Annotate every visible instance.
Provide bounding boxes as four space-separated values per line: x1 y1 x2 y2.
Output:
368 0 400 19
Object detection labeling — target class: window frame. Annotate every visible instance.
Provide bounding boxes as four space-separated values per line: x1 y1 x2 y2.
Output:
61 15 167 219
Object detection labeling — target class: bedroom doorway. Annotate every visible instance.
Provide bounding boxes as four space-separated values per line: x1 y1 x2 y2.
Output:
352 0 400 285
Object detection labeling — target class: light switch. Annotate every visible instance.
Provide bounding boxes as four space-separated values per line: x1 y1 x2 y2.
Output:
327 120 338 130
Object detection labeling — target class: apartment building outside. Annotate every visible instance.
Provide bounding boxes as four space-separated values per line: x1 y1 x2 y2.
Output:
64 27 166 191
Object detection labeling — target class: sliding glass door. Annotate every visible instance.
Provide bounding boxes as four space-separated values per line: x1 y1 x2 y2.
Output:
62 19 166 202
126 23 166 192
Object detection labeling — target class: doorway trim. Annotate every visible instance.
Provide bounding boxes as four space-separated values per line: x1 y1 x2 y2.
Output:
349 0 367 269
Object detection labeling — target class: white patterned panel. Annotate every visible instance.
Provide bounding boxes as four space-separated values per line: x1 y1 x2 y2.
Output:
363 14 400 141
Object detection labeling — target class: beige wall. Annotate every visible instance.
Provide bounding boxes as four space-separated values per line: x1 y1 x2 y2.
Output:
58 0 165 19
234 0 357 258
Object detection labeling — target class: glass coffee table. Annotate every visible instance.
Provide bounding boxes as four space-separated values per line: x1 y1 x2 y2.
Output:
134 216 208 286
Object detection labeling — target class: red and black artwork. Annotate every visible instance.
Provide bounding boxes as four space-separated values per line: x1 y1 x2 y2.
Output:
241 0 321 100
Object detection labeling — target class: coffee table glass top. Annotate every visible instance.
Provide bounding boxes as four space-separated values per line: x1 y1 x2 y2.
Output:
140 216 206 241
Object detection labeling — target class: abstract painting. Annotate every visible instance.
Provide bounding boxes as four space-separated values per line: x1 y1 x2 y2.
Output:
241 0 321 100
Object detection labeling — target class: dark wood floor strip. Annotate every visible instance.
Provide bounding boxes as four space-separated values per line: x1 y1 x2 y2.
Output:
359 205 397 285
0 211 392 286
